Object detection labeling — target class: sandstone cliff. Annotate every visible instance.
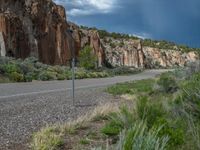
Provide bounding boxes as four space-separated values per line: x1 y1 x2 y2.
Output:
68 22 105 67
102 38 144 68
0 0 198 68
0 0 77 65
143 47 199 68
101 37 199 68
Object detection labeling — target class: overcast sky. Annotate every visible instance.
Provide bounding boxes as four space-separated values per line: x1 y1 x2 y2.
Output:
54 0 200 48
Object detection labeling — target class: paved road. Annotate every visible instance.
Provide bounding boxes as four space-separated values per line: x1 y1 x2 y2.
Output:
0 69 169 149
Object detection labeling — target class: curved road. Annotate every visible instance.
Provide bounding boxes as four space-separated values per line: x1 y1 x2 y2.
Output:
0 69 169 149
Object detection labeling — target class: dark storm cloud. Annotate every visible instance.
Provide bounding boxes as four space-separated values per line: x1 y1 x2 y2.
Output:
54 0 200 47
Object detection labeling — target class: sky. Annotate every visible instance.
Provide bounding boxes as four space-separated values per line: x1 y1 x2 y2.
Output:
54 0 200 48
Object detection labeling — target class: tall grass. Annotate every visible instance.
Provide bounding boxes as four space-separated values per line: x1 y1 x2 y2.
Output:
116 121 169 150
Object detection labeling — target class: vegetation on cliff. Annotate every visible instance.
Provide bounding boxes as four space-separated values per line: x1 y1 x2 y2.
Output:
80 26 200 53
142 39 200 53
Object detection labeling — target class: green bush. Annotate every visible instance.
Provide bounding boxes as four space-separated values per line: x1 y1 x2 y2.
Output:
75 71 87 79
9 72 24 82
157 73 178 93
136 97 166 128
65 71 72 80
97 72 109 78
101 106 135 137
79 45 97 70
38 71 57 81
153 118 185 147
101 120 122 136
2 63 21 74
88 72 99 78
118 121 169 150
24 72 34 82
57 74 66 80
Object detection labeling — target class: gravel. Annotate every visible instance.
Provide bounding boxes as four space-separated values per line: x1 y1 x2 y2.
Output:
0 87 119 149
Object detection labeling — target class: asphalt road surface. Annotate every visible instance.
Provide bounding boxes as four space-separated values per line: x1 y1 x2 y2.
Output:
0 69 169 149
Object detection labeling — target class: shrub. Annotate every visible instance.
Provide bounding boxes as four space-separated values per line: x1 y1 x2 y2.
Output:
97 72 109 78
157 73 178 93
57 74 66 80
38 71 57 81
88 72 99 78
9 72 24 82
101 120 122 136
110 42 116 48
119 41 125 47
153 118 185 147
117 121 169 150
65 71 72 80
24 72 34 82
79 45 97 70
19 62 35 74
136 97 166 128
101 106 135 136
24 57 38 64
75 71 87 79
34 62 48 70
2 63 21 74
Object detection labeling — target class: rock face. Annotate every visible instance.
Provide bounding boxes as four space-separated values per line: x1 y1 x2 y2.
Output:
143 47 199 68
0 32 6 57
68 22 105 67
101 37 199 68
0 0 76 65
102 38 144 68
0 0 198 68
82 30 104 67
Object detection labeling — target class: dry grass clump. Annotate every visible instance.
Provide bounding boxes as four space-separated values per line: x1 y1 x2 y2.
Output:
31 103 119 150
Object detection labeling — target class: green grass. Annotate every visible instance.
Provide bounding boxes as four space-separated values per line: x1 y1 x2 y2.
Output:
79 138 90 145
107 79 155 95
103 69 200 149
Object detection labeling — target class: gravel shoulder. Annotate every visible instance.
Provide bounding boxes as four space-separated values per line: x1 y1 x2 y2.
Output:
0 69 169 149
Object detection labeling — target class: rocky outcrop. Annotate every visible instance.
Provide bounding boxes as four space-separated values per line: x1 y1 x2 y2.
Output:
102 38 144 68
100 36 199 68
68 22 105 67
79 29 105 67
143 47 199 68
0 0 198 68
0 32 6 57
0 0 76 65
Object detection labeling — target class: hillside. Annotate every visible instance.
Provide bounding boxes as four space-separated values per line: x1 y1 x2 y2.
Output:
0 0 199 69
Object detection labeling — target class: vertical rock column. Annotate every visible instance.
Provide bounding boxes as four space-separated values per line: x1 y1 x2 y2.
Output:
0 32 6 56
